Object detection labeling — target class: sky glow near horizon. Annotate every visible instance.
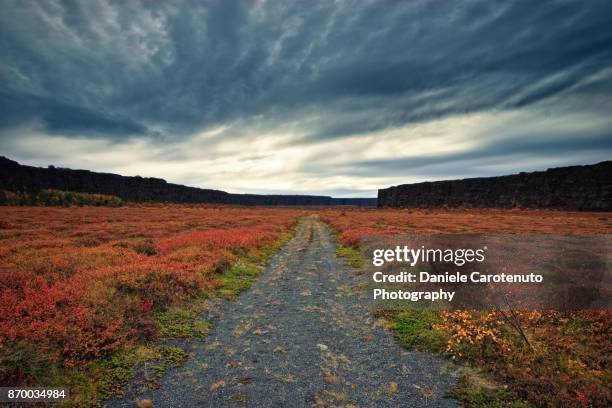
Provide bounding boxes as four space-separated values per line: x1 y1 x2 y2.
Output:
1 0 611 197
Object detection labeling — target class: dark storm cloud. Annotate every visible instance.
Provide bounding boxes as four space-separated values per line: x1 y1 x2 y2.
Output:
1 0 611 141
0 92 146 134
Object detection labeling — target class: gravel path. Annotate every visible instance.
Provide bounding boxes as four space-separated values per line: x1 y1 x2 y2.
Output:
107 217 457 407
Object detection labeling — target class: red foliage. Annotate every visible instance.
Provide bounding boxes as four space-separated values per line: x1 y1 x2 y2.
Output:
140 299 153 314
339 227 401 246
319 207 612 245
0 205 304 372
320 207 612 408
2 204 611 405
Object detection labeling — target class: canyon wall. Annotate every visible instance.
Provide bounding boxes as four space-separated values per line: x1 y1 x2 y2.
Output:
0 157 377 206
378 161 612 211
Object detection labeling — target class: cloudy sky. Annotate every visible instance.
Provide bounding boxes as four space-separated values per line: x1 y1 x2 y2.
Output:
1 0 611 197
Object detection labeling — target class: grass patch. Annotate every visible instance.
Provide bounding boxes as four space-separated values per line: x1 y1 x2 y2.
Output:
148 346 189 387
94 345 162 399
160 346 188 366
215 231 293 300
154 307 209 338
0 343 168 407
391 309 445 352
446 370 533 408
53 331 190 406
335 245 363 268
215 258 263 299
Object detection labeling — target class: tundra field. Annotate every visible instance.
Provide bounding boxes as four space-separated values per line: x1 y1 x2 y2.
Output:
0 205 610 407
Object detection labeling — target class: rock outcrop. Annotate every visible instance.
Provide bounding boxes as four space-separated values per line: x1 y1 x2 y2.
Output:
0 156 376 206
378 161 612 211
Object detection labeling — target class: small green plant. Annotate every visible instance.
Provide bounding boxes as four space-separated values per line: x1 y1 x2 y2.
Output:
215 259 263 299
391 309 445 352
446 371 534 408
160 346 188 366
153 308 209 338
335 245 363 268
97 346 160 397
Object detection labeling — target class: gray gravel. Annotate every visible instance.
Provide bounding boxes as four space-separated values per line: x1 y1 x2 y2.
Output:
106 217 457 407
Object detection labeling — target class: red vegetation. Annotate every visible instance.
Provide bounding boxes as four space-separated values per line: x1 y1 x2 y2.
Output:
1 204 610 407
0 205 304 372
319 207 612 241
320 207 612 407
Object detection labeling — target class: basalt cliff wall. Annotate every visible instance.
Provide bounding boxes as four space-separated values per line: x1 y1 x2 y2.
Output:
378 161 611 211
0 157 376 206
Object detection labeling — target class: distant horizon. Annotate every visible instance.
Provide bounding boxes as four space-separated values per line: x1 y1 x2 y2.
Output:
3 154 608 199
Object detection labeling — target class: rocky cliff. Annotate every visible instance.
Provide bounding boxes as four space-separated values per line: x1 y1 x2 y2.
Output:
378 161 612 211
0 157 377 206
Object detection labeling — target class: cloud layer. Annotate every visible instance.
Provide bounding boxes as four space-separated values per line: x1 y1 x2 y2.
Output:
1 0 611 196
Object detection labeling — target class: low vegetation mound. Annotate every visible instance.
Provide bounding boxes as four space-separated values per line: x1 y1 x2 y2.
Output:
1 189 123 207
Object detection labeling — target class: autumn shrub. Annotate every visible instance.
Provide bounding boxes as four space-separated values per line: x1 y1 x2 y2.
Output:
322 207 612 407
0 190 31 205
1 189 124 206
319 207 612 236
433 309 612 407
36 189 124 207
0 205 304 390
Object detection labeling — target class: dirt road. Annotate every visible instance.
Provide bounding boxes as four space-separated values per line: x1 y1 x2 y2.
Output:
107 217 456 407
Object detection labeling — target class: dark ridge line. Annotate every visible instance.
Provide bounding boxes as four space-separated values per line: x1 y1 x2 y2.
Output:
378 161 612 211
0 156 376 206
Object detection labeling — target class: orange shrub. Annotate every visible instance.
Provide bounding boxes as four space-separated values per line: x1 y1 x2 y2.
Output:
0 205 305 379
319 207 612 243
320 206 612 407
